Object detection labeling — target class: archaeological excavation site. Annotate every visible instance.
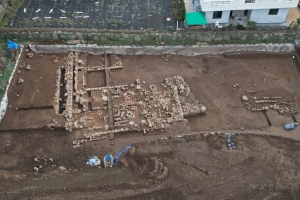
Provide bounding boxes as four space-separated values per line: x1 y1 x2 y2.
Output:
1 43 300 199
0 46 209 146
1 45 300 141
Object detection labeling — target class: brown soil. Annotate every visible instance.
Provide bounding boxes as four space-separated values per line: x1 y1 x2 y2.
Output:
0 50 300 199
1 131 300 199
86 71 106 88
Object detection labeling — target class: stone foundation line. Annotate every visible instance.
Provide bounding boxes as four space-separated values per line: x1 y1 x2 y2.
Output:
29 43 295 56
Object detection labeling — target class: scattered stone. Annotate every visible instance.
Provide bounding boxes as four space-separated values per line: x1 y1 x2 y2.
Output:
242 95 248 101
162 54 171 61
59 166 67 171
27 53 34 58
17 77 24 84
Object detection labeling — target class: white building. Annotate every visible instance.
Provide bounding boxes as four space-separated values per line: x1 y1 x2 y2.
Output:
195 0 299 24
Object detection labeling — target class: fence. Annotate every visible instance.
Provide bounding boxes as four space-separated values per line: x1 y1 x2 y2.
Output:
0 47 23 122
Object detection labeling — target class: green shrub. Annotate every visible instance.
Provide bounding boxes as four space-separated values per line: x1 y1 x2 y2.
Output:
110 20 117 28
248 21 257 28
293 23 299 30
237 25 245 30
178 2 185 7
178 10 185 22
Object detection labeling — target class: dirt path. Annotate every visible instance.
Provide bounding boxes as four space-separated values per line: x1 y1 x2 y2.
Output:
0 131 300 199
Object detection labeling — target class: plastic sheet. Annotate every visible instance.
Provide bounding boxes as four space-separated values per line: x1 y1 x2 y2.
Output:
113 145 132 167
86 156 101 166
284 123 298 130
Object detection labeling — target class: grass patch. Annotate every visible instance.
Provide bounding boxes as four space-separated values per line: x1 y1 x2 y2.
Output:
0 0 24 28
73 168 124 182
0 62 15 99
0 39 7 51
21 168 131 189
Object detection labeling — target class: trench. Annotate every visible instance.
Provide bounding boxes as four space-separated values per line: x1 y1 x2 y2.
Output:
0 127 66 132
17 105 54 110
263 110 272 126
58 68 66 114
292 114 298 123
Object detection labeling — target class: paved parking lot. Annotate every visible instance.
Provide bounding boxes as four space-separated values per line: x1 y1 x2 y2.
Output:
8 0 173 30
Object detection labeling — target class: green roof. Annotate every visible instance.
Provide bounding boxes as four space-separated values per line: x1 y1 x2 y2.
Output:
185 12 207 25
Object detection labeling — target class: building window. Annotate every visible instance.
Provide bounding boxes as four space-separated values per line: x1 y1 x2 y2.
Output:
245 0 260 3
211 1 229 5
268 9 279 15
213 11 223 19
244 10 248 16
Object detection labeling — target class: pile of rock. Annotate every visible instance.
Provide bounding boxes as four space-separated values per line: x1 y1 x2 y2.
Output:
17 77 24 84
162 54 171 61
63 52 75 132
165 76 206 116
26 53 34 58
33 156 56 173
54 67 62 115
26 65 32 70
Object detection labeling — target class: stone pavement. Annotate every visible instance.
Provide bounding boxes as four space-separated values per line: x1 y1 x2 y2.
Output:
184 0 194 12
286 7 300 25
29 43 295 56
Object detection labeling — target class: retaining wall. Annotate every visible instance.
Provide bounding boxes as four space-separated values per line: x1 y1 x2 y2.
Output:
0 28 299 44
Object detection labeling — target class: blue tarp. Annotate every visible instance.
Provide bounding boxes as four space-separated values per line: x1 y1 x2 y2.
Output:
284 123 298 130
113 145 132 167
105 154 113 161
7 39 19 51
86 156 101 166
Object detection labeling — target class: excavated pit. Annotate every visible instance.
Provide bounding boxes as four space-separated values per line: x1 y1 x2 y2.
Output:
58 68 66 114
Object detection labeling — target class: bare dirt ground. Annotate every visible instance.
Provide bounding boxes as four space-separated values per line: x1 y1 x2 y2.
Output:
1 131 300 199
1 50 299 131
0 49 300 199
